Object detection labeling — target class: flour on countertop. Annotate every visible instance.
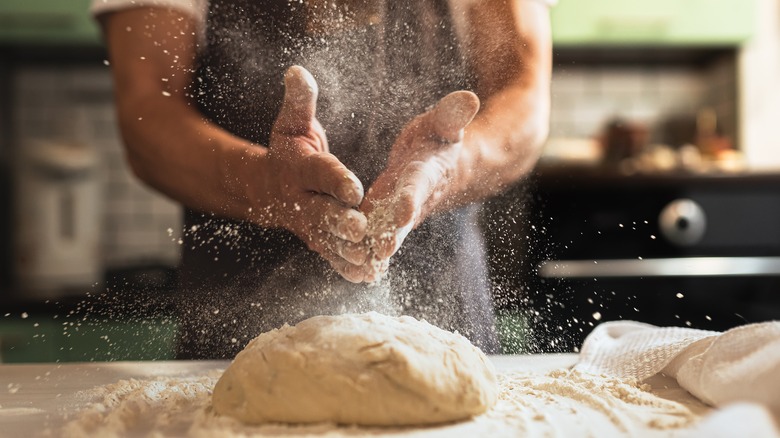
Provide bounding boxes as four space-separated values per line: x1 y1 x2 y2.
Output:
56 368 701 438
58 371 222 438
491 369 697 435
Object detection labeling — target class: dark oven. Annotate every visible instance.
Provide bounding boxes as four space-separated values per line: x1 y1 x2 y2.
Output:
502 167 780 352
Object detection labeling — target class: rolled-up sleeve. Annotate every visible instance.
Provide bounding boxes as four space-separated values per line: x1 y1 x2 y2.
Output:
90 0 208 24
448 0 555 47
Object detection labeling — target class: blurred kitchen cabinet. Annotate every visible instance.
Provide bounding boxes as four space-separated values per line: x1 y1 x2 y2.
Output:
0 318 59 363
59 319 178 362
552 0 755 46
0 0 99 45
0 317 178 362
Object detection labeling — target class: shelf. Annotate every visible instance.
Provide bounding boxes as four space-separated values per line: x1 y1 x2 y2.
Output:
0 0 100 46
551 0 755 47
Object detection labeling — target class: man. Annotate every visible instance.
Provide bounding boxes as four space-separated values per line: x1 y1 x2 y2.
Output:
92 0 552 358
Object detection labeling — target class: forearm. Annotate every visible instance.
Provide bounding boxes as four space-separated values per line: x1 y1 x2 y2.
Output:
451 82 550 206
116 93 267 223
441 0 552 209
103 7 273 224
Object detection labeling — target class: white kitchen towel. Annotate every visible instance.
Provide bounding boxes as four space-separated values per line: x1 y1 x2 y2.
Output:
574 320 780 414
689 403 779 438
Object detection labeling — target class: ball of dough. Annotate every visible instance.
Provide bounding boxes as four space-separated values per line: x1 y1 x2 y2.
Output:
212 312 498 426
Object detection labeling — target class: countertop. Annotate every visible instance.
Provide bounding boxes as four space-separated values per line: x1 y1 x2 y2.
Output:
533 163 780 188
0 354 721 437
0 360 227 435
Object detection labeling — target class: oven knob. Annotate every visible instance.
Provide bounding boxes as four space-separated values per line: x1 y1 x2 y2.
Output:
659 199 706 246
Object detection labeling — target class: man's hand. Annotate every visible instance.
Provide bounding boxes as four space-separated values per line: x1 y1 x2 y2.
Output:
355 91 481 282
250 66 369 282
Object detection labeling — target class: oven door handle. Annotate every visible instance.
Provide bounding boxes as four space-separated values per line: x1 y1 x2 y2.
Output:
538 257 780 278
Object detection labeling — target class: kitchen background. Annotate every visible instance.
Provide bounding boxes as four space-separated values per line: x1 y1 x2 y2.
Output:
1 0 779 361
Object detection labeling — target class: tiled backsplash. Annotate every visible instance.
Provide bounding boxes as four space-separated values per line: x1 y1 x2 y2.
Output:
549 56 737 145
13 66 182 269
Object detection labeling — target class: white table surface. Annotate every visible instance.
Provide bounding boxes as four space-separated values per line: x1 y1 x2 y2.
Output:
0 354 715 437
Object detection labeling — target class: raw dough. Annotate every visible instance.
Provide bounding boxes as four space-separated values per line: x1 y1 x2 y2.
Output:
212 312 498 426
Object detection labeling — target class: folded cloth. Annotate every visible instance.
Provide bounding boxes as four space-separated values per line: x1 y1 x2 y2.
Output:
690 403 779 438
574 320 780 415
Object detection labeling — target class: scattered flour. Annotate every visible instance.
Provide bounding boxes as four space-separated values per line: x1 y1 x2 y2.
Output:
58 368 700 437
490 369 697 436
59 371 222 438
0 407 45 416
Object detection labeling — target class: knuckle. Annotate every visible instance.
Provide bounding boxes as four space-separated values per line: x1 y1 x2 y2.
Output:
404 161 427 174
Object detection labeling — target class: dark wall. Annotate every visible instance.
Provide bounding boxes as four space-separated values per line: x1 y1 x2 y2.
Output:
0 55 12 294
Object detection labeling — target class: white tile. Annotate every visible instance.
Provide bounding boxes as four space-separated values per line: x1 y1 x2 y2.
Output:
68 67 113 91
599 69 646 93
551 70 586 95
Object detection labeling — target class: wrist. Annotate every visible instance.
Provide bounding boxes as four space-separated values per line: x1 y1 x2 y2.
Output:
218 140 273 225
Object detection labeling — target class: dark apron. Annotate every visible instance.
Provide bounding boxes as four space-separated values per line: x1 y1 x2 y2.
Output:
177 0 499 358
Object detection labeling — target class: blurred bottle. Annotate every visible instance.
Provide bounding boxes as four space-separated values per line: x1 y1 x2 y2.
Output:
696 107 733 158
601 118 648 167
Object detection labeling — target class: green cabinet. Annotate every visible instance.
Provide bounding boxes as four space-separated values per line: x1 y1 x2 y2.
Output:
0 317 59 362
0 0 758 47
551 0 756 46
0 0 100 45
495 310 530 354
0 316 178 363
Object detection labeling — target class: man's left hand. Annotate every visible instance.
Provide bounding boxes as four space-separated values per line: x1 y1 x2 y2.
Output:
355 90 480 282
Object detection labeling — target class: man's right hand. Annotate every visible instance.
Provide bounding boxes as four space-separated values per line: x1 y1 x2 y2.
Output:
248 66 369 282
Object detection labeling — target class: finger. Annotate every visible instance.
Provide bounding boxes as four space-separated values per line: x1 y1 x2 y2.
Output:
428 90 480 143
362 256 389 283
372 233 397 262
330 239 370 265
275 65 319 135
304 194 364 242
370 161 442 259
303 194 368 264
368 195 414 260
324 206 367 243
323 251 366 283
311 214 369 265
368 198 406 259
360 162 404 216
373 218 415 260
303 228 366 282
312 119 329 153
301 153 364 207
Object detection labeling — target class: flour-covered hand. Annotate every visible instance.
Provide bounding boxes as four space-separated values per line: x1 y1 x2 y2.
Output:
250 66 369 282
355 91 481 282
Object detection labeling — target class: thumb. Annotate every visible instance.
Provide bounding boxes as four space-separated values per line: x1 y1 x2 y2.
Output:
428 90 480 143
275 65 319 135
